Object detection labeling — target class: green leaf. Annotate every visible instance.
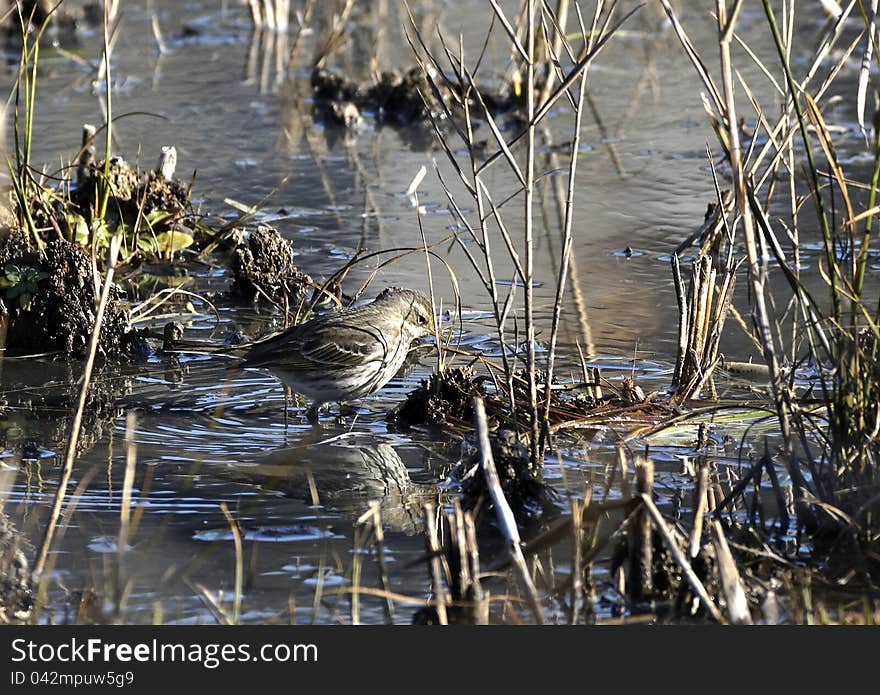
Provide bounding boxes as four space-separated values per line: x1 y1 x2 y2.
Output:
91 218 112 245
4 265 21 283
146 210 173 230
137 235 158 254
155 229 194 255
66 213 89 246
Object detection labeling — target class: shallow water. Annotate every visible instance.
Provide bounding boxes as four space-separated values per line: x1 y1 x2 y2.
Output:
0 1 874 623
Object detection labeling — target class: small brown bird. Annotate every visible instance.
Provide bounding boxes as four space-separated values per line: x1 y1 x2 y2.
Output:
240 287 436 419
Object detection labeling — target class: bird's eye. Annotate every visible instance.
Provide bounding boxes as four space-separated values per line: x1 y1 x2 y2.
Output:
417 314 428 326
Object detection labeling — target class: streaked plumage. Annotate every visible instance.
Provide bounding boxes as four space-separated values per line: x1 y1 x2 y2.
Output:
240 287 435 416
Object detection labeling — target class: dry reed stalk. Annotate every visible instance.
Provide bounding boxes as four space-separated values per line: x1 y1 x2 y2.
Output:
541 2 599 448
522 0 540 466
423 503 449 625
463 511 489 624
33 233 122 577
709 520 752 624
689 460 709 559
474 397 545 623
350 521 364 625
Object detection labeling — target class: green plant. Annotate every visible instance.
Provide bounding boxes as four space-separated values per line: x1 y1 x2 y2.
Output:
6 2 64 252
0 264 48 309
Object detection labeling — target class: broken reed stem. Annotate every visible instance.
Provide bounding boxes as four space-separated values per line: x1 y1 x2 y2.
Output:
639 493 725 624
33 233 122 578
672 247 738 402
463 511 489 625
671 253 688 388
474 396 545 624
76 123 96 184
709 520 753 624
631 457 654 599
689 460 709 559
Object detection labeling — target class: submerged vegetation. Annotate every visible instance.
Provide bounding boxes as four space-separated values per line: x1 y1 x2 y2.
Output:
3 0 880 626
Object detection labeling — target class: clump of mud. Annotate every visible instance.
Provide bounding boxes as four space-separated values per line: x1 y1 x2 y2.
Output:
229 225 312 305
389 366 483 428
458 428 557 523
0 235 133 358
70 157 188 230
139 172 189 215
0 511 32 624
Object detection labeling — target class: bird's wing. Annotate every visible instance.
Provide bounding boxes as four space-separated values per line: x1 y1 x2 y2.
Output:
242 321 392 370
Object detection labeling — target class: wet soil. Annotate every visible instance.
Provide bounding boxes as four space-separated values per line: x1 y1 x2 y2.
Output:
229 224 313 306
0 234 133 358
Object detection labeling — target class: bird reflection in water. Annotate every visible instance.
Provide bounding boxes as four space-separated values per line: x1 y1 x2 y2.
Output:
248 432 438 534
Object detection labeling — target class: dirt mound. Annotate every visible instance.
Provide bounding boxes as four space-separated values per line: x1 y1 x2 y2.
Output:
70 158 188 229
459 428 558 523
0 235 132 358
229 225 312 305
